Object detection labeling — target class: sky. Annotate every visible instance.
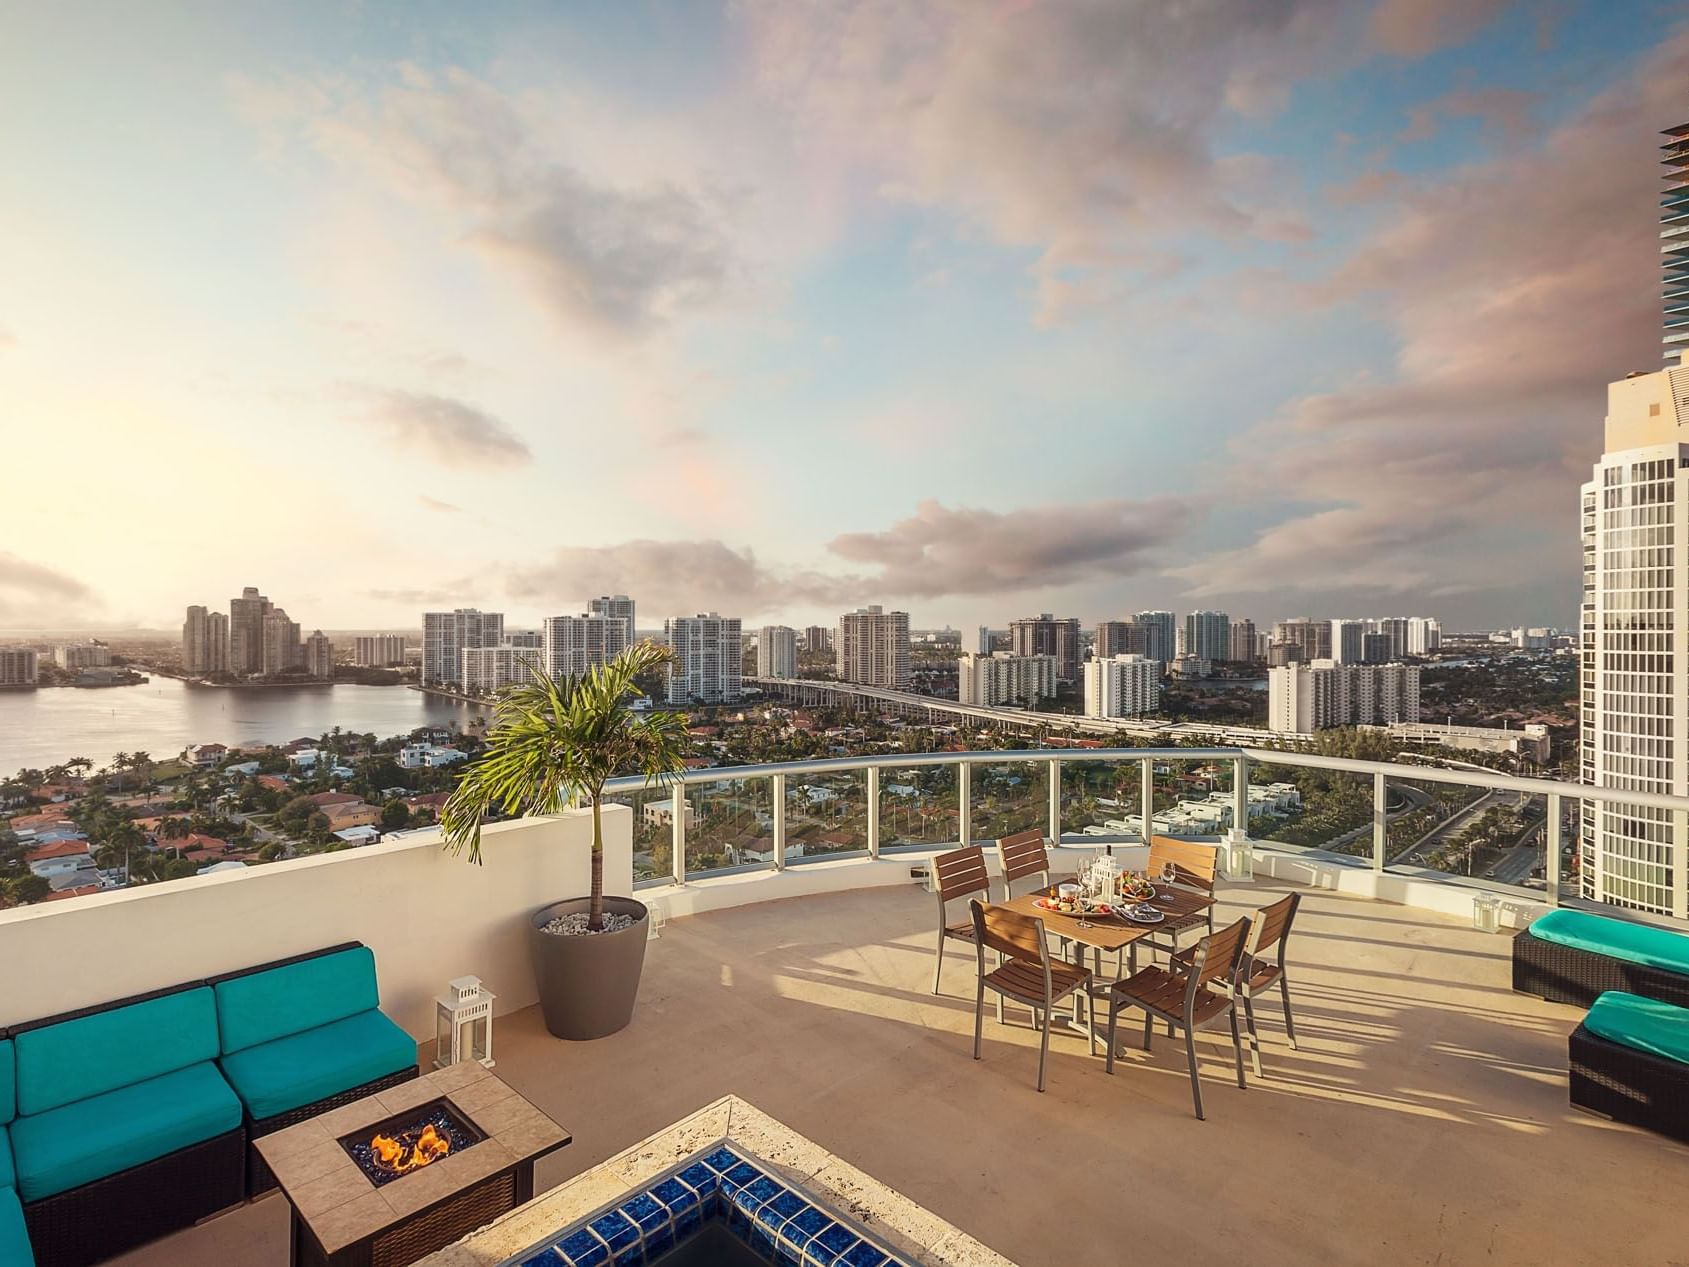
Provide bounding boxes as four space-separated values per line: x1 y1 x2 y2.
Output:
2 0 1686 635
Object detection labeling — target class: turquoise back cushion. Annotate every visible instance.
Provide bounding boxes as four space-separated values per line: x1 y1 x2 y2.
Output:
1531 909 1689 975
0 1040 13 1125
214 946 381 1055
15 987 219 1117
1585 990 1689 1066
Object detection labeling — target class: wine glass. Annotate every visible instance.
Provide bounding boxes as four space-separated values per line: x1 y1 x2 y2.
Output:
1159 859 1178 891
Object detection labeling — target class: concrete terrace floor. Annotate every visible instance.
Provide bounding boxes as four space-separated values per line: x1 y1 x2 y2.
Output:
117 877 1688 1267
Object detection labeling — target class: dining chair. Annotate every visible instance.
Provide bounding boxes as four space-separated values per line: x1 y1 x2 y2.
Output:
995 828 1051 901
1101 915 1252 1120
930 846 991 995
969 899 1093 1092
1141 836 1220 961
1228 892 1301 1076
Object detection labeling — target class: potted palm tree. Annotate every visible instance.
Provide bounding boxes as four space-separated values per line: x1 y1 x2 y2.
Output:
441 641 688 1040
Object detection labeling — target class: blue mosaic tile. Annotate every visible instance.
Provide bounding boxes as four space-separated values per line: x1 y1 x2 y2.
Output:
721 1161 763 1192
804 1221 865 1267
649 1177 697 1215
611 1246 641 1267
842 1243 889 1267
589 1211 639 1253
620 1192 668 1235
757 1190 808 1235
553 1228 608 1267
700 1146 743 1173
644 1227 675 1260
780 1206 832 1253
675 1162 716 1193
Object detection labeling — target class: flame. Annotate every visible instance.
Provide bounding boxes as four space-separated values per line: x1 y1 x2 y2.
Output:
368 1122 453 1175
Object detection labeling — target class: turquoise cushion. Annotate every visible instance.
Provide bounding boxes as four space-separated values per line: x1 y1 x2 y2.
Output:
0 1187 32 1267
10 1062 240 1202
1530 909 1689 976
1585 991 1689 1066
219 1010 414 1121
214 947 381 1055
0 1041 13 1124
0 1124 13 1190
14 988 219 1116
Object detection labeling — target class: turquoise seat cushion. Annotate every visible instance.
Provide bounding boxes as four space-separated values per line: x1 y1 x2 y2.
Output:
214 947 382 1055
1530 909 1689 976
10 1062 240 1202
0 1040 14 1124
219 1010 414 1121
0 1124 13 1190
14 988 219 1116
0 1187 32 1267
1585 991 1689 1066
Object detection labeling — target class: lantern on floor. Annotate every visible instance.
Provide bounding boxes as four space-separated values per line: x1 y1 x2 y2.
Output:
1471 893 1502 934
434 975 496 1069
1224 834 1254 881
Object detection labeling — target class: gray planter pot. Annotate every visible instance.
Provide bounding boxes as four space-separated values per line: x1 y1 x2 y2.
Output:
527 895 649 1040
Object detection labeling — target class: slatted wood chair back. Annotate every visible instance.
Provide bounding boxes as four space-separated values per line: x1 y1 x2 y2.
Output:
970 900 1048 966
1148 836 1219 896
1185 916 1252 994
1249 892 1299 961
933 845 990 904
997 829 1050 889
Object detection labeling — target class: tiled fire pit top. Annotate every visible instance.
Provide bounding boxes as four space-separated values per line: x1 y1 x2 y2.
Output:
255 1064 570 1256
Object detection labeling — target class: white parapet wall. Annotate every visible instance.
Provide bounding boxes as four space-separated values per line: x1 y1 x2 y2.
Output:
0 806 632 1040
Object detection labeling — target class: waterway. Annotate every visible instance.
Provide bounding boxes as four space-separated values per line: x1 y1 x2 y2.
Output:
0 678 489 775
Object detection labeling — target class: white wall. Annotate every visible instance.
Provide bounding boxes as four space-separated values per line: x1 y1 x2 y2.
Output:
0 807 633 1040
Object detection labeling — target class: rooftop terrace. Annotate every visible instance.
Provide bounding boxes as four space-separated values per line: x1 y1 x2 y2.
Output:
101 876 1684 1267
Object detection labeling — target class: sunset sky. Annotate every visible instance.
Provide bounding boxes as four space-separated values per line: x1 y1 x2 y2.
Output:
2 1 1685 633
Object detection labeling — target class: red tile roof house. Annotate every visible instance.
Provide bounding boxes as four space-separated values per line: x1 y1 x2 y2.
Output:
164 833 228 858
257 775 291 792
25 840 93 878
305 791 363 808
43 884 102 902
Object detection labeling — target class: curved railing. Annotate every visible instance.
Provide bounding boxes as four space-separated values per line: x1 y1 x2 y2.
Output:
605 745 1689 922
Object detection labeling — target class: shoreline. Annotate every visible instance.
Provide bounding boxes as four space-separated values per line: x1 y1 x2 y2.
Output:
408 684 491 707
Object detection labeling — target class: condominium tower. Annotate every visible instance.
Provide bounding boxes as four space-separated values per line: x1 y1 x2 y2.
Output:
1228 619 1259 664
353 635 407 668
303 630 333 679
956 652 1056 708
1662 121 1688 366
588 595 637 641
1184 610 1230 664
1133 611 1177 665
228 587 271 676
1267 660 1419 733
836 606 911 688
0 649 38 688
540 613 628 679
1010 614 1081 681
182 606 229 675
423 609 504 687
665 614 742 705
756 626 798 679
1083 654 1160 719
1095 620 1146 660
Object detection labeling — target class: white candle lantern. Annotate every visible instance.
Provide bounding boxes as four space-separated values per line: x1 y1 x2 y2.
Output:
434 976 496 1069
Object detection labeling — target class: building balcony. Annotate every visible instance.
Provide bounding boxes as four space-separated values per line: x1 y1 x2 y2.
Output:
3 747 1687 1266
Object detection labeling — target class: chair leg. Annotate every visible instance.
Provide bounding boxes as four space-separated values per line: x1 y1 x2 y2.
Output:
1036 996 1052 1093
1142 1010 1153 1053
1183 1026 1204 1121
1229 1004 1246 1090
1280 971 1298 1050
1105 1001 1120 1074
1242 989 1263 1078
973 977 985 1062
932 927 945 995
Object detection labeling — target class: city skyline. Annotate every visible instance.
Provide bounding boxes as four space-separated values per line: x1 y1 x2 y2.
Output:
2 6 1684 635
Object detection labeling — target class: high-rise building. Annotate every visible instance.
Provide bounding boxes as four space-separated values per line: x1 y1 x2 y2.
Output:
1273 619 1331 663
1406 617 1441 655
541 613 629 679
589 595 637 642
1010 614 1081 681
228 587 271 676
53 640 111 670
1133 611 1177 665
1228 619 1259 664
303 630 333 679
353 634 407 667
1083 654 1160 719
0 648 39 687
1268 660 1419 732
756 626 797 679
1374 617 1410 660
975 625 993 654
182 607 229 675
1330 619 1366 665
836 606 910 688
1662 122 1689 367
423 609 504 687
1183 610 1230 664
1266 642 1303 668
1095 620 1146 660
1361 632 1392 664
504 629 543 650
462 644 540 695
1580 363 1689 915
804 625 831 653
261 609 301 676
665 614 742 704
956 652 1057 707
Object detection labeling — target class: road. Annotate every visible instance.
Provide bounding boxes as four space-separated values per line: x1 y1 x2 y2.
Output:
1319 783 1433 853
1390 788 1514 866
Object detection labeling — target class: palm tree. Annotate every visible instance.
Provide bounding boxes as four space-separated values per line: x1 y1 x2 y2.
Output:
442 641 689 931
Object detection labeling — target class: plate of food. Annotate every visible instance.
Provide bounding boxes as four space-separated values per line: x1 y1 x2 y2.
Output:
1119 904 1164 925
1035 897 1113 918
1118 880 1156 902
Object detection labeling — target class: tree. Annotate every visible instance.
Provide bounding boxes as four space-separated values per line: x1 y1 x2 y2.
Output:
443 641 689 931
380 800 410 831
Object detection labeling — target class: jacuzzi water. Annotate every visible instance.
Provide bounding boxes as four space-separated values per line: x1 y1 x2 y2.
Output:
508 1143 913 1267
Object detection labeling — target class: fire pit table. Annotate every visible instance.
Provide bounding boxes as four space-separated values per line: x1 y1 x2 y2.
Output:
255 1062 570 1267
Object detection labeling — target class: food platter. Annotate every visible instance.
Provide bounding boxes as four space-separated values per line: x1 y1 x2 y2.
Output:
1034 897 1113 919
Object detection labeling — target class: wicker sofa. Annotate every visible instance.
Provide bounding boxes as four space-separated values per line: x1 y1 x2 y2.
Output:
1569 991 1689 1145
1511 909 1689 1009
209 942 419 1196
0 1035 35 1267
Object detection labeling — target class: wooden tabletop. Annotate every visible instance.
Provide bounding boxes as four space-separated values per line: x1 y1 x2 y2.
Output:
1000 884 1214 953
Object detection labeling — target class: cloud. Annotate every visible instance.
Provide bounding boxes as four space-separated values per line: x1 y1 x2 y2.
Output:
1371 0 1513 58
826 498 1191 599
1172 30 1689 602
0 327 15 352
733 0 1357 324
418 495 461 514
1399 87 1539 144
345 386 531 468
239 67 734 337
368 582 480 606
507 496 1190 616
0 553 94 619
